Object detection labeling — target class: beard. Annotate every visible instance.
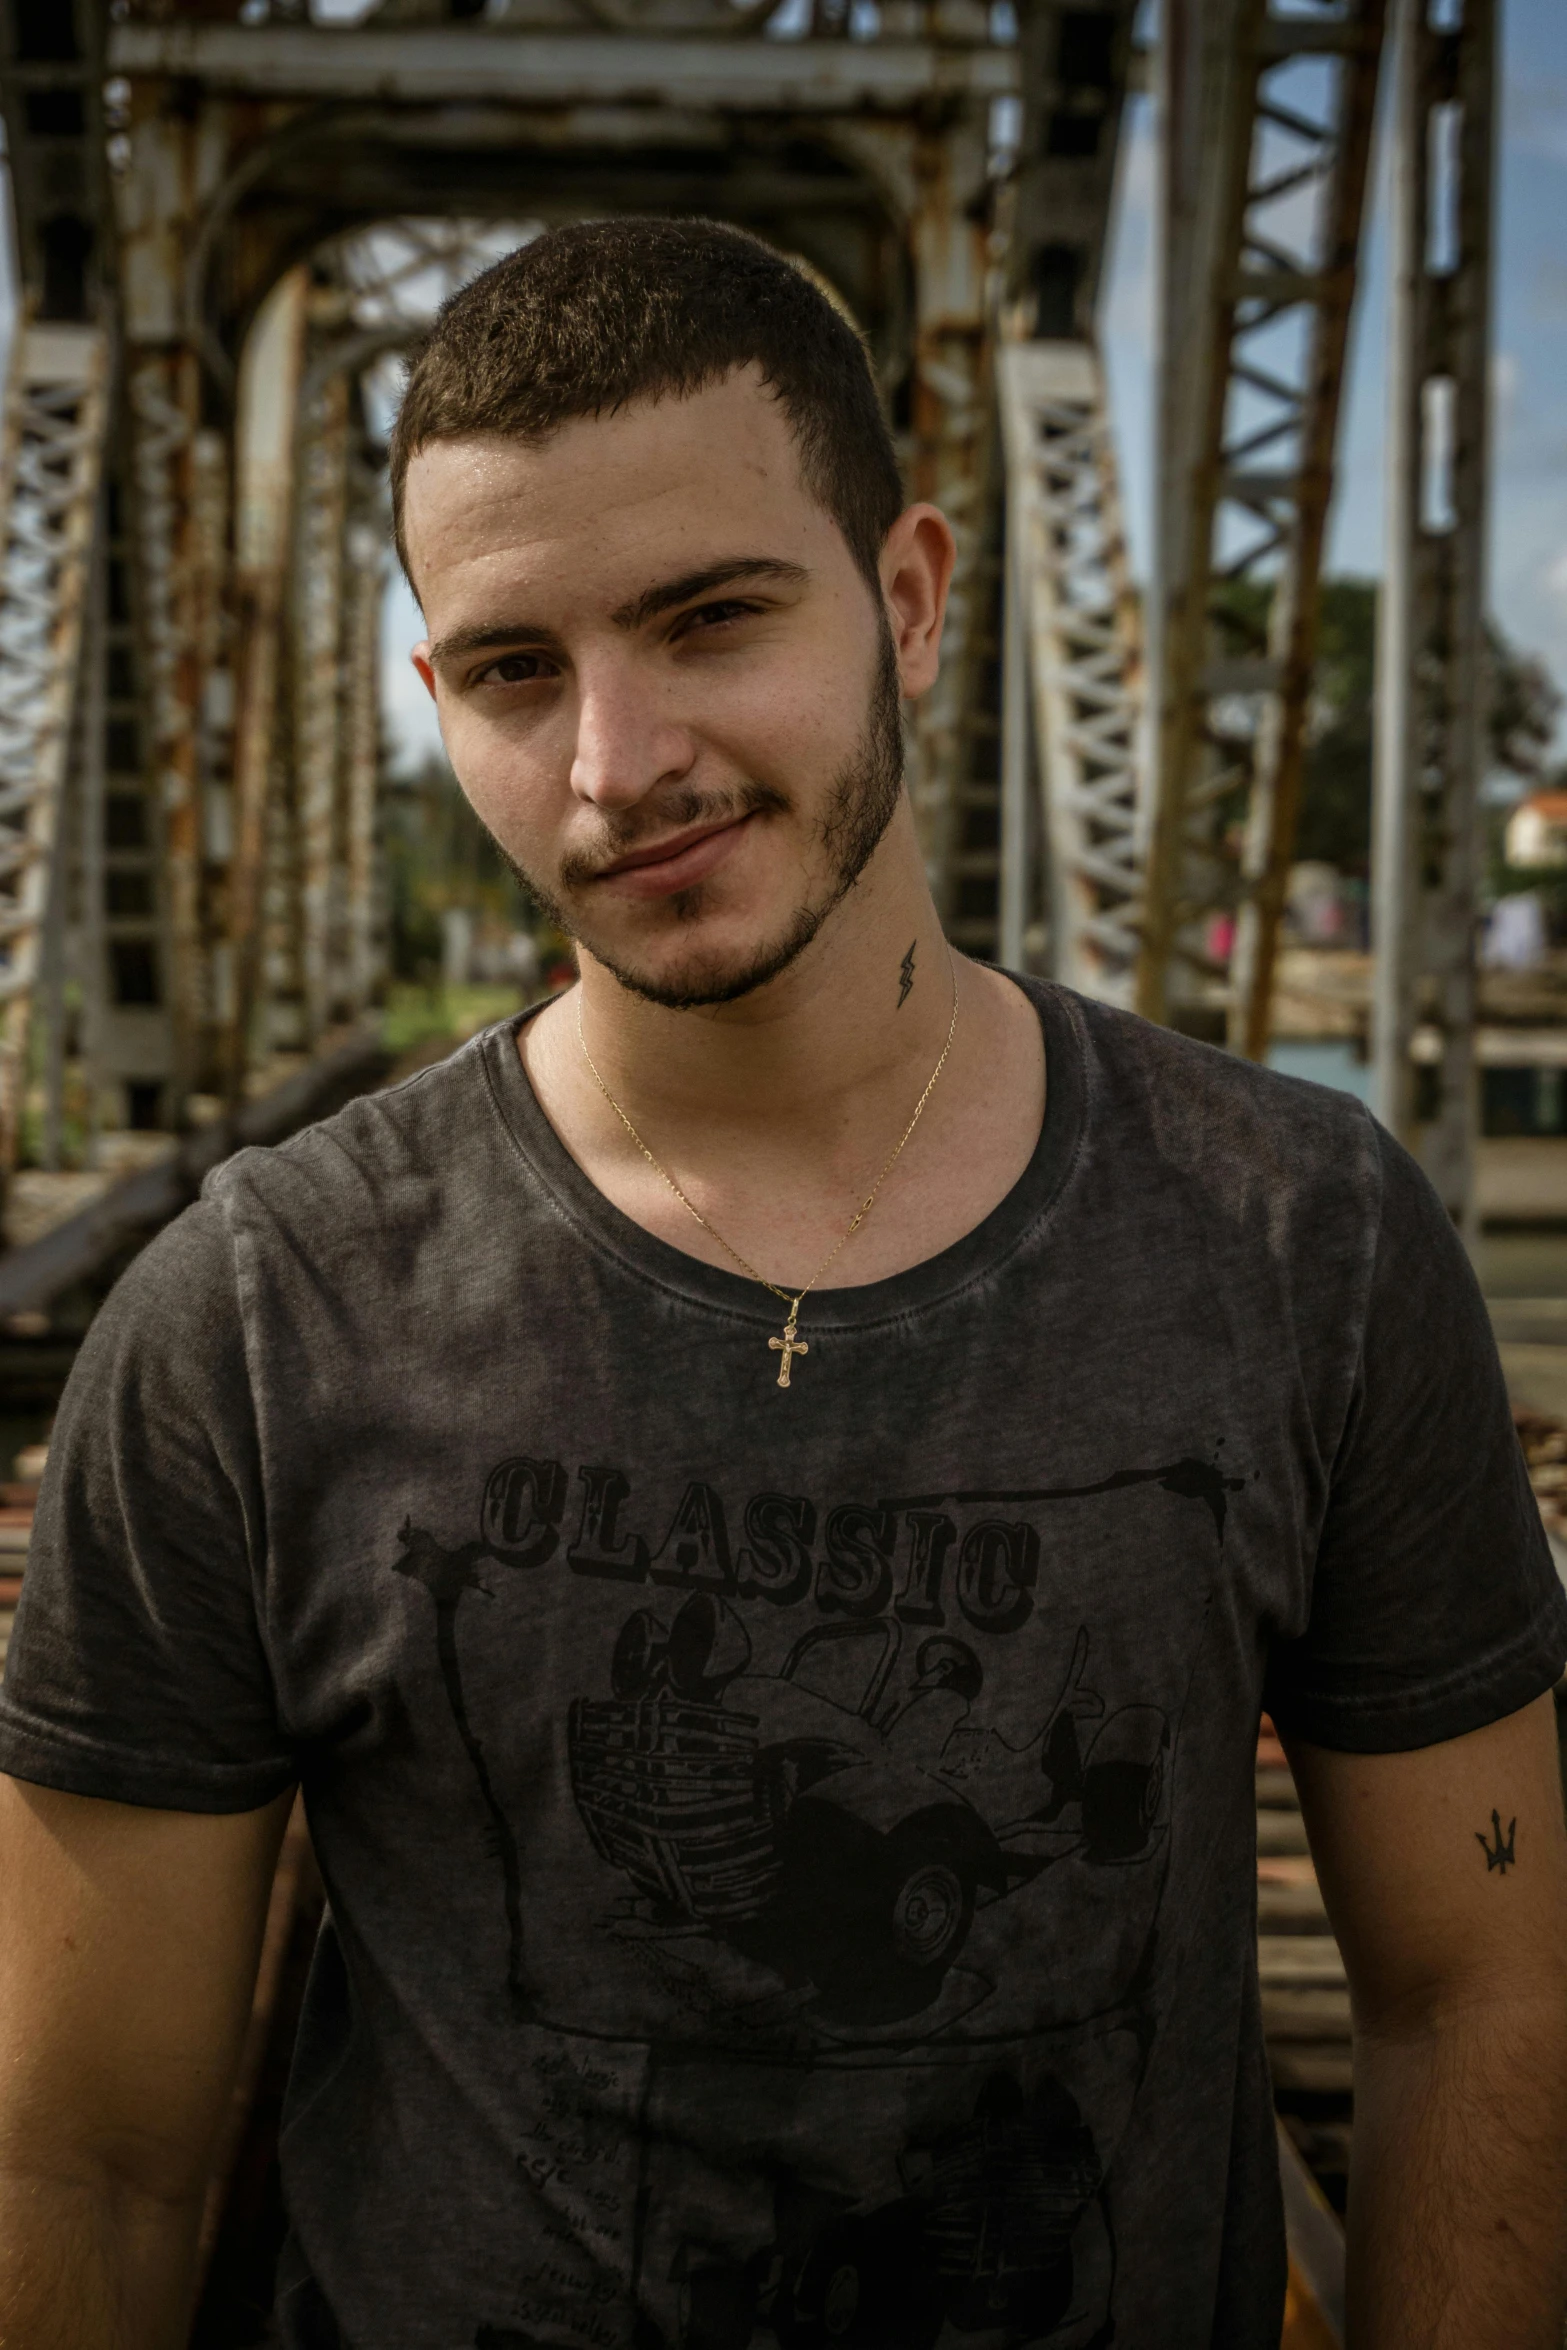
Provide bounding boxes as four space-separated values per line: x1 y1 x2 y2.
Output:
489 626 906 1010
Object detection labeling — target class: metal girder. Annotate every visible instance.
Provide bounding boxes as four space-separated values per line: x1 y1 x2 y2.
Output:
1371 0 1496 1233
997 336 1143 999
130 352 227 1120
293 366 352 1049
229 267 308 1095
341 484 386 1025
1139 0 1386 1050
107 25 1018 111
0 0 110 328
930 1 1138 966
1011 1 1141 337
905 121 998 927
0 326 110 1169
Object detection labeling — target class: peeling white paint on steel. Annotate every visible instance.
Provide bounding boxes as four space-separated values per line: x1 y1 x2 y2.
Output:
106 26 1018 110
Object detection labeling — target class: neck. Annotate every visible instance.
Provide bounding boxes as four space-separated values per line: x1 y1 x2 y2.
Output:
573 800 954 1147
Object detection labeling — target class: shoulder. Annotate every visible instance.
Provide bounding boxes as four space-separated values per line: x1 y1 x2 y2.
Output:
1037 981 1385 1249
200 1022 512 1257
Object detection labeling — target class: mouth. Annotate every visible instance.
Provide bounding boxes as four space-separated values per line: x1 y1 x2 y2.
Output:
589 810 759 900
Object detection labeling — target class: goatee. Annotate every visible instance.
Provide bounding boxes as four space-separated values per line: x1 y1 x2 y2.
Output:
492 626 906 1010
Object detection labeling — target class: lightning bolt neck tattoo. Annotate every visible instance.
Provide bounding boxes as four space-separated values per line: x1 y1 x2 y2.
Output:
898 940 917 1009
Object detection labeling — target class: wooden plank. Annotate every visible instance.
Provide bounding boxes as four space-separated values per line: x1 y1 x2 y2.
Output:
1278 2118 1345 2347
1262 1988 1353 2037
193 1797 316 2289
1258 1880 1331 1930
1258 1810 1312 1855
1269 2046 1356 2094
1259 1937 1347 1986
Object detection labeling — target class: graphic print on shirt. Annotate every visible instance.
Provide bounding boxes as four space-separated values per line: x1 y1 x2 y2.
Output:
392 1450 1240 2350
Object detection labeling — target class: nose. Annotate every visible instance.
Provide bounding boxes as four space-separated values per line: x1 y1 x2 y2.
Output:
569 653 696 811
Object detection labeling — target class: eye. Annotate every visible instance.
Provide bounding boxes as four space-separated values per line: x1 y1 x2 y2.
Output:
473 650 556 686
675 599 761 638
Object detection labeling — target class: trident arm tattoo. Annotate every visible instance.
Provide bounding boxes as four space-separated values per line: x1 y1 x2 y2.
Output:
1477 1810 1517 1873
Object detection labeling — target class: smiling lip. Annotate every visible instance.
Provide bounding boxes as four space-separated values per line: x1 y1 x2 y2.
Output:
591 812 757 899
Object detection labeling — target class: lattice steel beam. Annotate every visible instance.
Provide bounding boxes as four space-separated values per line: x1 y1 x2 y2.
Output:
0 0 109 329
1011 1 1140 337
1371 0 1496 1233
1139 0 1386 1049
0 325 109 1168
998 336 1143 1000
107 23 1019 111
294 367 352 1049
342 474 387 1023
228 268 308 1095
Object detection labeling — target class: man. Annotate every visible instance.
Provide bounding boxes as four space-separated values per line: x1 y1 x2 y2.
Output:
0 218 1565 2350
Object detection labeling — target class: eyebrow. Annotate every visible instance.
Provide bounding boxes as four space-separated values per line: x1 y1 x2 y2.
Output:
426 557 810 669
609 556 809 631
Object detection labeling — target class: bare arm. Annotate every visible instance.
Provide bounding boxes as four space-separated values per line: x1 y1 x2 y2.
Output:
0 1775 291 2348
1285 1692 1567 2350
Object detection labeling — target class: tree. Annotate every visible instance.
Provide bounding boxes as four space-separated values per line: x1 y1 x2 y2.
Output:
1253 581 1561 878
382 753 537 983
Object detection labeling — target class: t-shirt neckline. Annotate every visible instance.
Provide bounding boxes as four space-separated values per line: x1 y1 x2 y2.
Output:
478 970 1088 1333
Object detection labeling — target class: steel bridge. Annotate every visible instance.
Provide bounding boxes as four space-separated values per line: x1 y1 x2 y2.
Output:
0 0 1495 1230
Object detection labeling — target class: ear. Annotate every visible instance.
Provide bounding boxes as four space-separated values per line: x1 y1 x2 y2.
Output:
879 503 957 701
410 643 438 703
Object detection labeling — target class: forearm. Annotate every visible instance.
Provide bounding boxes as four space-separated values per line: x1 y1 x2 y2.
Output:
1346 1990 1567 2348
0 2162 202 2349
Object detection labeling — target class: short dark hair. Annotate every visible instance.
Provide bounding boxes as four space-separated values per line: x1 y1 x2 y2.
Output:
389 217 904 594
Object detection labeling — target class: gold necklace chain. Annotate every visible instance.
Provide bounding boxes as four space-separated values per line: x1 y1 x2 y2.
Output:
574 959 960 1388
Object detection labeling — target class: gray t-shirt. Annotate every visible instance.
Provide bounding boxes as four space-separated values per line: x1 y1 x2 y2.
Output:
2 977 1563 2350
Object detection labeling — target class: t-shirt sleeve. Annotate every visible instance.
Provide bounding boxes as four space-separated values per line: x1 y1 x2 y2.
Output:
0 1194 295 1811
1265 1118 1567 1753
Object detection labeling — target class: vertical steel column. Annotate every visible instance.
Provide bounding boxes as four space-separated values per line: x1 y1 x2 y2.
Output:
293 369 351 1046
341 458 385 1020
1372 0 1496 1232
998 335 1144 1003
1140 0 1386 1045
76 498 107 1164
999 462 1033 973
906 121 998 926
0 327 110 1172
130 351 221 1123
227 267 307 1095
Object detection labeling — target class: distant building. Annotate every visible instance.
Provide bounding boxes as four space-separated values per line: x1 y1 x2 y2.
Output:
1483 892 1547 971
1505 792 1567 869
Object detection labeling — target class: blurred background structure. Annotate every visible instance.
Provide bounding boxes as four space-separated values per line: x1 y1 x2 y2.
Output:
2 0 1564 1254
0 0 1565 2341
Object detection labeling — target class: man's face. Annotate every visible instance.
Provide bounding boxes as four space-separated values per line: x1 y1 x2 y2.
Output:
405 368 912 1008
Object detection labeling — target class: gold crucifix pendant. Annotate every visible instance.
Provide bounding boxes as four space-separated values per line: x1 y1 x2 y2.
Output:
768 1316 808 1389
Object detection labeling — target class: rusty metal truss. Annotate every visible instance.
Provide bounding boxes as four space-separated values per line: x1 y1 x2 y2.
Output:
1139 0 1387 1050
940 0 1140 965
95 2 1014 1124
997 334 1143 1000
0 0 1490 1202
1371 0 1496 1233
0 325 109 1168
